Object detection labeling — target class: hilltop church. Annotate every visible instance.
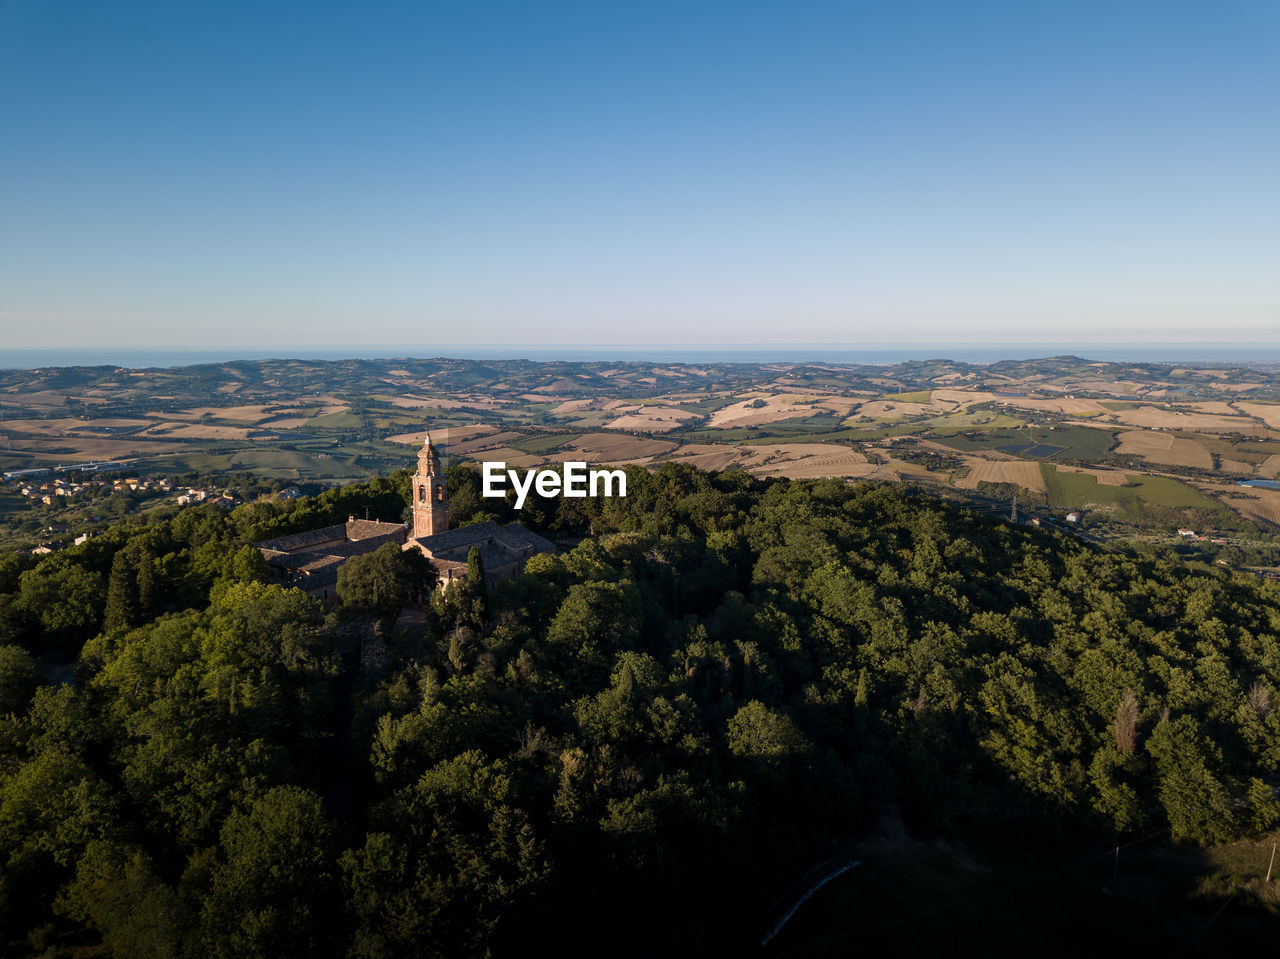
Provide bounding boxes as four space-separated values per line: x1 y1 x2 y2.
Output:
255 432 554 600
402 432 554 587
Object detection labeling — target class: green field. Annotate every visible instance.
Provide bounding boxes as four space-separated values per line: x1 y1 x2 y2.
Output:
887 389 933 403
307 411 363 429
670 397 737 414
151 447 371 481
935 426 1116 459
924 411 1025 429
509 433 582 454
1041 464 1219 511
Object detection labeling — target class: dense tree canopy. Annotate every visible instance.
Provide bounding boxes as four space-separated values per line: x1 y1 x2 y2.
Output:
2 463 1280 954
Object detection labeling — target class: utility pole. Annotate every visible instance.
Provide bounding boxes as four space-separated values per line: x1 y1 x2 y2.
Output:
1267 841 1277 883
1010 495 1018 524
1113 844 1120 883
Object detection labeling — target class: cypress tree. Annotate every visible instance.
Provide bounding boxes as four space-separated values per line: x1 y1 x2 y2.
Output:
466 545 488 619
103 550 136 633
136 549 157 620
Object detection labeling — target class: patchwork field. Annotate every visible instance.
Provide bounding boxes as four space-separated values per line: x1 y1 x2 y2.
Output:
706 397 818 428
607 406 702 431
3 437 191 458
7 354 1280 547
1054 465 1132 486
557 433 679 464
955 458 1047 493
666 445 745 472
999 396 1111 416
929 389 1000 408
1042 464 1219 512
1 417 152 434
145 424 257 440
1220 489 1280 527
851 400 937 420
1110 407 1256 432
1114 430 1213 469
174 404 279 422
742 443 871 479
1236 403 1280 430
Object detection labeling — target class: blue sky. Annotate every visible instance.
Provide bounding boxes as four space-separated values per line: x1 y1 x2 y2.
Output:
1 0 1276 351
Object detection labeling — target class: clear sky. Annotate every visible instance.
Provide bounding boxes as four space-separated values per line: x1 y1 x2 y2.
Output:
1 0 1276 352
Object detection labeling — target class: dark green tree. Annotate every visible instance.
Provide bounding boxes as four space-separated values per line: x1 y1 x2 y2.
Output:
103 549 138 633
201 786 340 958
466 544 488 618
0 644 40 713
337 543 436 632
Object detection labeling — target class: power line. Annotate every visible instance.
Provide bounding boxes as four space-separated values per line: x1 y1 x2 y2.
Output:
769 829 1169 955
1172 889 1238 958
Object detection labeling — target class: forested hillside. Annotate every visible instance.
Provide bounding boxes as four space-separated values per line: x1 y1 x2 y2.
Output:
2 464 1280 955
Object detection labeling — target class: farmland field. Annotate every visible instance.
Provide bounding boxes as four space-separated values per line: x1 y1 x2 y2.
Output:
956 459 1046 493
6 353 1280 547
1114 430 1213 469
996 443 1067 457
1042 465 1218 511
1236 402 1280 429
933 426 1114 460
1221 490 1280 526
1110 406 1260 431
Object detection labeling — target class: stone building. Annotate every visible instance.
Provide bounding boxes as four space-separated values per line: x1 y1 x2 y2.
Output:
254 432 554 600
256 517 408 603
403 433 554 588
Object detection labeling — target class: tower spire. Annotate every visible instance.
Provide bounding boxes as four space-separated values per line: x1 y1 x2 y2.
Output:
412 426 448 538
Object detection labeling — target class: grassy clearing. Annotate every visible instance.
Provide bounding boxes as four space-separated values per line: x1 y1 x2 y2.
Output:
887 390 933 403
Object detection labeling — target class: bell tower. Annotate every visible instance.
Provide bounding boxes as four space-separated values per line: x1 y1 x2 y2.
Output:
412 432 449 539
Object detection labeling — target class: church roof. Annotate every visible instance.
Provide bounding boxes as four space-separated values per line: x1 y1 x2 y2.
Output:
255 519 405 554
255 523 347 553
411 520 554 559
255 520 409 592
345 518 408 541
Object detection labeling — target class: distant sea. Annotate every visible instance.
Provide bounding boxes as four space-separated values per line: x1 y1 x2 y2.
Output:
4 344 1280 371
